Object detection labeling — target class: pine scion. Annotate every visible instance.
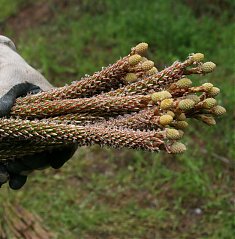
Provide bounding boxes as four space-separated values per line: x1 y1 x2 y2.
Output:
0 42 226 163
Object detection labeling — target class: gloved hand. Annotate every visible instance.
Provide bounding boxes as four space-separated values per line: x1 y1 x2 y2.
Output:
0 35 78 190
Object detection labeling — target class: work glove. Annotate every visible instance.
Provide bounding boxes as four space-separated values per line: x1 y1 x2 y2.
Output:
0 35 78 190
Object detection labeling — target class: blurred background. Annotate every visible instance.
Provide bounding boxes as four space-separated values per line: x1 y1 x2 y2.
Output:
0 0 234 238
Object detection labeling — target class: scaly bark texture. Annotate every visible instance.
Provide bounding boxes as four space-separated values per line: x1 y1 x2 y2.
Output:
104 60 191 97
47 110 159 129
15 55 131 104
15 51 151 105
14 56 192 105
49 113 107 124
11 95 152 119
95 109 164 130
0 118 167 160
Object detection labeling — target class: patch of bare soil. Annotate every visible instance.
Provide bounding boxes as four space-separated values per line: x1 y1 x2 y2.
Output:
1 0 70 38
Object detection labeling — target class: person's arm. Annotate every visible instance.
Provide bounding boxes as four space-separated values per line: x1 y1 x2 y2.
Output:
0 35 78 190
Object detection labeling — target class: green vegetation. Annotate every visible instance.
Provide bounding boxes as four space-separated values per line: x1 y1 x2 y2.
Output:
1 0 234 238
0 0 23 21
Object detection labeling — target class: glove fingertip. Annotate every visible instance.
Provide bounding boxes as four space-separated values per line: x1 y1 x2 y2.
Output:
0 165 9 184
0 83 42 117
0 94 15 117
50 159 66 169
49 144 78 169
9 175 27 190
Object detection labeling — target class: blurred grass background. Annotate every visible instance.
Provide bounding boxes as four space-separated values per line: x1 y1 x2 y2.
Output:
0 0 234 238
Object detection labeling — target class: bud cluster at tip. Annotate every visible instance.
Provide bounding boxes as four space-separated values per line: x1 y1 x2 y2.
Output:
191 53 204 62
142 60 154 71
178 99 195 110
170 142 186 154
160 99 174 110
201 98 217 109
175 78 192 88
129 54 142 66
202 62 216 73
159 115 173 125
202 83 214 91
208 87 220 97
151 91 172 103
133 42 148 55
166 128 181 140
147 67 158 75
211 105 226 116
124 73 138 83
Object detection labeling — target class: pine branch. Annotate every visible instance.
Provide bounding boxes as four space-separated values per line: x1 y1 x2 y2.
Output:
11 95 152 119
0 118 172 155
15 43 151 105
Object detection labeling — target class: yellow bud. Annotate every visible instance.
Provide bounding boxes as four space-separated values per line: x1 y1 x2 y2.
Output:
147 67 158 75
211 105 226 116
202 62 216 73
178 99 195 110
198 115 216 125
159 115 173 126
142 60 154 71
186 94 200 104
202 98 217 109
208 87 220 97
176 113 186 121
151 91 172 103
174 121 189 129
175 78 192 88
202 83 214 91
129 54 142 66
140 57 148 63
166 129 180 140
134 42 148 55
170 142 186 154
160 98 174 110
205 117 216 125
167 111 175 117
178 130 185 138
191 53 204 62
124 73 138 83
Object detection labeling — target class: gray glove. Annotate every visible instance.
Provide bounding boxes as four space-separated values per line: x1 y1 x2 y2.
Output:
0 35 78 190
0 35 53 116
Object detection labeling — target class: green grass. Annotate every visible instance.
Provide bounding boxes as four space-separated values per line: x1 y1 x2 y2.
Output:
0 0 23 21
1 0 235 238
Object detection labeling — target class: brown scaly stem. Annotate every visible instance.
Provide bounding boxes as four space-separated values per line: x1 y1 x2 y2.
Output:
0 118 167 155
11 95 152 119
15 54 141 105
0 124 172 159
92 109 167 130
47 108 171 130
184 62 216 75
44 108 180 132
13 43 152 106
14 55 194 106
47 109 164 130
170 86 213 98
46 109 166 129
103 59 193 97
49 113 107 124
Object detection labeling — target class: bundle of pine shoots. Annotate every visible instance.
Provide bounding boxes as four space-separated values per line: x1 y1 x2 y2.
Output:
0 43 226 161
